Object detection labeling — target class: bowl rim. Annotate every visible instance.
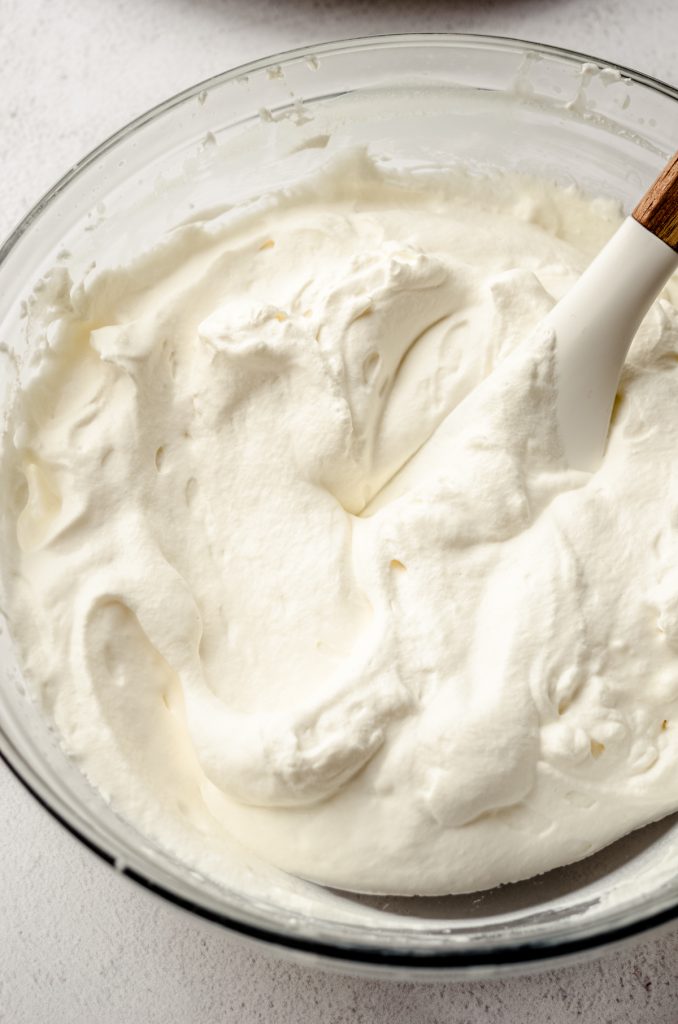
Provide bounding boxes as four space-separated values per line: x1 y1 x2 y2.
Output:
2 31 678 974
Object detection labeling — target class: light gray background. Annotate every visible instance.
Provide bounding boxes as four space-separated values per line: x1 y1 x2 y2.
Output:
2 0 678 1020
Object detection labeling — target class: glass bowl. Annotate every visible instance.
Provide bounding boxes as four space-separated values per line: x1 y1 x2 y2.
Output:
2 34 678 979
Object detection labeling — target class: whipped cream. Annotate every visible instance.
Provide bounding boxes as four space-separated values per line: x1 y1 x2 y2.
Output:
3 151 678 896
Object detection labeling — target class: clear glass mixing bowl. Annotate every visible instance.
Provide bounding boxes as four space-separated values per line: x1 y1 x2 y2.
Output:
2 34 678 979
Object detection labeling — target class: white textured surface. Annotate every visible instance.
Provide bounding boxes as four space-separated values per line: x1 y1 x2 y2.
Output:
2 0 678 1019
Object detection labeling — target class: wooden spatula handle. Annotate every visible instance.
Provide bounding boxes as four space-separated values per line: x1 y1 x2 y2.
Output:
633 151 678 251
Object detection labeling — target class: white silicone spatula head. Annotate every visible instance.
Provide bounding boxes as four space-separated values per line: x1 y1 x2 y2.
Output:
552 152 678 471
